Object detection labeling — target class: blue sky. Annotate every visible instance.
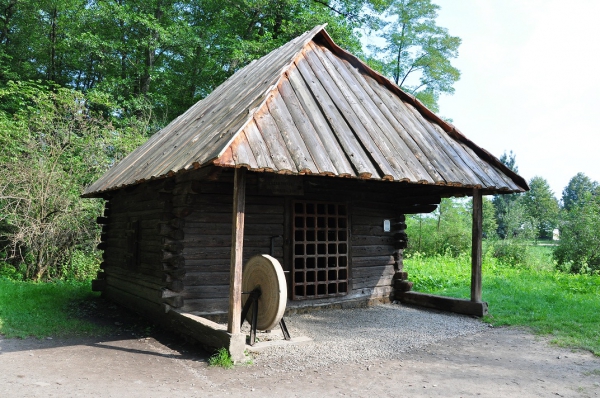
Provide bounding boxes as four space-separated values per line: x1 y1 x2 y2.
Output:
433 0 600 198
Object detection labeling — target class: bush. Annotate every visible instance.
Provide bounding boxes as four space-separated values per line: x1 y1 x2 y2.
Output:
406 198 471 257
489 239 530 267
554 198 600 274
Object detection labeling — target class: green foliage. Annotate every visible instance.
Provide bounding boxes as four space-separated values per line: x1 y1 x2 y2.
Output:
0 1 460 121
0 81 148 280
482 196 497 239
522 176 559 240
208 347 234 369
554 192 600 274
0 279 107 338
406 198 471 257
405 250 600 355
368 0 461 111
488 239 536 268
561 172 598 211
492 151 526 239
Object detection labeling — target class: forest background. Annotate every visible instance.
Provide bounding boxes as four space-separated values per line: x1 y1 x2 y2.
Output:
0 0 598 282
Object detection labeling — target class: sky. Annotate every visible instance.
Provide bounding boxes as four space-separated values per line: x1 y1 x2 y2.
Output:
432 0 600 198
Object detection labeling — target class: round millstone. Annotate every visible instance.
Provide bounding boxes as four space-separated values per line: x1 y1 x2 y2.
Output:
242 254 287 331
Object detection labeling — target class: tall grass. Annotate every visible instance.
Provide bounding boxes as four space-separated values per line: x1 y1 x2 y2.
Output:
0 278 107 338
405 246 600 355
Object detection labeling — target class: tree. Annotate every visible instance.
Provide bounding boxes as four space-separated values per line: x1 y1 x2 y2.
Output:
492 151 523 238
406 198 471 257
554 191 600 274
482 196 497 239
522 176 559 240
0 81 147 280
561 172 598 211
369 0 461 112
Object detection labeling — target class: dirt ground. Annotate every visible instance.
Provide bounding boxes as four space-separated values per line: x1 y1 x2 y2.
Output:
1 299 599 397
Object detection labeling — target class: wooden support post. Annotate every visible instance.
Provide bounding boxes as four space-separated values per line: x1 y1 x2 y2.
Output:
471 188 483 302
228 167 246 334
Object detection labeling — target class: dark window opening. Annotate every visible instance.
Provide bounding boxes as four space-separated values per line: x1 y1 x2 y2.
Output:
292 200 349 300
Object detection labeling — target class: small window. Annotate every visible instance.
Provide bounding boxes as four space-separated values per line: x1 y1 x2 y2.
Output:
126 219 141 269
292 201 349 300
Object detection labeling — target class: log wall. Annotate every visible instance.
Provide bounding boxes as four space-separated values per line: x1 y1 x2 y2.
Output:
92 178 184 316
175 168 439 317
94 168 439 320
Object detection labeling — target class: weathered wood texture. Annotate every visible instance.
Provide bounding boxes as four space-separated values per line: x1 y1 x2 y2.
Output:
227 167 246 334
398 291 488 317
177 170 429 317
471 189 483 302
94 179 185 315
84 26 527 199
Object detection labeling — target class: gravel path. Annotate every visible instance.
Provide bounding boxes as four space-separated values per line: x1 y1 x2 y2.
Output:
248 303 487 370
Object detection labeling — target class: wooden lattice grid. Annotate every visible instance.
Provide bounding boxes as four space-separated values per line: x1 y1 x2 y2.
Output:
292 200 349 300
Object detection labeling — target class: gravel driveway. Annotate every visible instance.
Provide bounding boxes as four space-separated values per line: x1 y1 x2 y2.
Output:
2 302 599 397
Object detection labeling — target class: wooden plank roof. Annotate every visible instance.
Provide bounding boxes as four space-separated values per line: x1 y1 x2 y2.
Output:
83 25 528 198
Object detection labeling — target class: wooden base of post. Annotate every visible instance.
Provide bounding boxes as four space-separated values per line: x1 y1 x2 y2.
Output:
397 291 488 317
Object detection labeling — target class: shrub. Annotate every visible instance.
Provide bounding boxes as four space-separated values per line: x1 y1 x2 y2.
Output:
554 197 600 274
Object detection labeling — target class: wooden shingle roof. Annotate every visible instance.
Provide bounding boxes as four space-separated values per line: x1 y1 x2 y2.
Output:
84 25 527 197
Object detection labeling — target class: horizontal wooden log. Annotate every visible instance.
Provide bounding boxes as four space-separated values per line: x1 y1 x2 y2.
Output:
106 272 165 293
163 241 184 252
185 223 283 236
162 255 185 268
158 228 184 240
352 264 395 278
351 235 394 246
165 311 231 352
185 212 283 224
352 224 385 236
352 245 395 257
180 285 229 299
97 216 109 225
163 295 184 308
104 275 163 305
350 285 393 298
179 298 229 314
103 285 164 319
163 266 186 278
184 271 230 286
351 255 395 267
395 280 413 292
167 280 184 292
160 288 182 299
397 291 488 317
105 265 164 285
183 235 283 248
182 246 283 260
352 275 393 290
183 259 231 271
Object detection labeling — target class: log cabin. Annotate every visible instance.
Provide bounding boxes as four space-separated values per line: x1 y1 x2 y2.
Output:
83 25 528 360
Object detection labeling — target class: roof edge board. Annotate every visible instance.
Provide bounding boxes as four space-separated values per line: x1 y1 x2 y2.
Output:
313 28 529 193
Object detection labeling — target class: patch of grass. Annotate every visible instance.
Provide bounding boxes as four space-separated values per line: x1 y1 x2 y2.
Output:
0 278 108 338
208 347 234 369
405 251 600 356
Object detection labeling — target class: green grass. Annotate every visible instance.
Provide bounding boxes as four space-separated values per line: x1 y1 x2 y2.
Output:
0 278 108 338
208 347 234 369
405 249 600 355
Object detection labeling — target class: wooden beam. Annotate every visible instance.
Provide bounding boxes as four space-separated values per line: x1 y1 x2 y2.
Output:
398 291 488 317
227 167 246 334
471 188 483 302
